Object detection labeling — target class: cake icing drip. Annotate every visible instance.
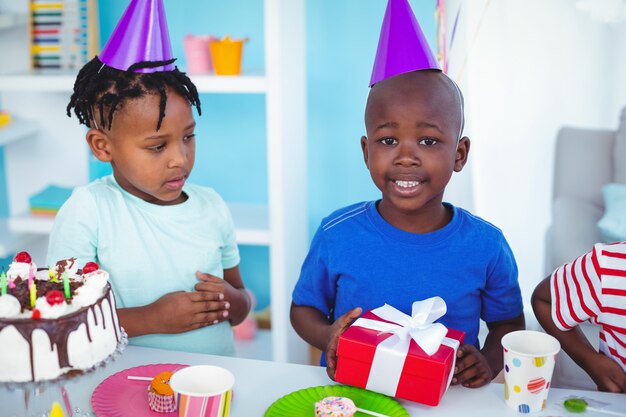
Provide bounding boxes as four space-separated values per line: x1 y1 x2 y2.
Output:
0 286 119 381
0 253 122 383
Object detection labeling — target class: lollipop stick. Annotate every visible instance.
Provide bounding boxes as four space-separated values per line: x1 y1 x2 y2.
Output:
587 407 626 417
356 407 391 417
127 376 154 381
61 385 73 417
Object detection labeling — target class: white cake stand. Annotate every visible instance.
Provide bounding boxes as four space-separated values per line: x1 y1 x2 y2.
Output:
1 329 128 417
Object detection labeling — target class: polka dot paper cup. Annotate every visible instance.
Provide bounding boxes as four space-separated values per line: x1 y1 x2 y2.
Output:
169 365 234 417
501 330 560 414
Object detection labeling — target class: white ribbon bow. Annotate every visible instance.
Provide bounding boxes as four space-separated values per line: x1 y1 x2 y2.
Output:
350 297 459 397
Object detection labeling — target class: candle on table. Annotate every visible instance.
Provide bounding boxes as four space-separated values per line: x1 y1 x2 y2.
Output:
28 265 35 287
30 282 36 308
0 270 6 295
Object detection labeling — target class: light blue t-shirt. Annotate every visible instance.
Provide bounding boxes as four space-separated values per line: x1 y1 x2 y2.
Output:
47 175 240 355
293 201 523 360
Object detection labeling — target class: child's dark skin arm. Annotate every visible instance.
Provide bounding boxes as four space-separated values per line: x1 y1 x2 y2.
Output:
453 313 525 388
290 302 362 380
118 266 249 336
532 277 626 393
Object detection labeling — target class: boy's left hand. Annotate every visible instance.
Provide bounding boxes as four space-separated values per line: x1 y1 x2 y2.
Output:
325 307 362 381
194 272 236 319
452 344 493 388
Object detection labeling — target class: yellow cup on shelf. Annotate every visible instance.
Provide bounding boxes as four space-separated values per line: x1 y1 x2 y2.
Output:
209 36 247 75
0 111 11 128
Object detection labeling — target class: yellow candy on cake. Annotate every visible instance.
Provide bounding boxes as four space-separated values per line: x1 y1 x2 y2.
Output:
148 371 176 413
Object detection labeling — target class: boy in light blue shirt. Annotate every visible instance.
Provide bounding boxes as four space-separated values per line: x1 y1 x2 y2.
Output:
48 0 250 355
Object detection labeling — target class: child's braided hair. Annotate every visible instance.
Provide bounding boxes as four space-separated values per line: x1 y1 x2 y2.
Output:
67 56 201 131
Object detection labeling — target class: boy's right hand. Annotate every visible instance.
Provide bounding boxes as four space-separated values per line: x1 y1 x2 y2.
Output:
148 290 230 334
588 352 626 393
325 307 362 381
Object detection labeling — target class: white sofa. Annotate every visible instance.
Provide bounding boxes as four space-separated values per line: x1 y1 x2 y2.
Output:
542 107 626 390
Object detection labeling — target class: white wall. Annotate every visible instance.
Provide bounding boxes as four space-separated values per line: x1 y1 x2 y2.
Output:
445 0 626 304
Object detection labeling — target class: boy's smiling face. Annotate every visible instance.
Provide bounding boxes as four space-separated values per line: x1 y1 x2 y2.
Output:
87 89 196 205
362 70 470 232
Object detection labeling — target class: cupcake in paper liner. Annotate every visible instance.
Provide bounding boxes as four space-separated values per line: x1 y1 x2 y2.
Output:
315 397 356 417
148 371 176 412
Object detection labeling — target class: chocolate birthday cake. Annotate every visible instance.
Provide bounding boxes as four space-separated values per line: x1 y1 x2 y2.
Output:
0 252 121 382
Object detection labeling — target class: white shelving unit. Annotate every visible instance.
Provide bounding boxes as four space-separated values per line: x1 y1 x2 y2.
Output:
0 12 26 31
0 116 39 258
0 218 37 258
0 0 308 364
0 117 38 147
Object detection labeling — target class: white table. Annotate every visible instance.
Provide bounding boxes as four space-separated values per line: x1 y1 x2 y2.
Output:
2 345 625 416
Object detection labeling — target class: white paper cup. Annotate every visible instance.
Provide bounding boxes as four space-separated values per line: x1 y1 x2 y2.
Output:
169 365 234 417
501 330 560 413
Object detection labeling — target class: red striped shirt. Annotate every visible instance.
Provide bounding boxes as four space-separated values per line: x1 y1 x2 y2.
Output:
550 242 626 371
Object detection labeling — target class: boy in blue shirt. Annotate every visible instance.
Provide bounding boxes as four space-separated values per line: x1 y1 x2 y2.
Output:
291 0 524 388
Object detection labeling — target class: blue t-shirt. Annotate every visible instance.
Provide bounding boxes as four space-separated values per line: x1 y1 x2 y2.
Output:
293 201 523 354
47 175 240 356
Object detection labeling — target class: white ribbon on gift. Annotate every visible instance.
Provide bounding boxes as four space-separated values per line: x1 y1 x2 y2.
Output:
350 297 460 397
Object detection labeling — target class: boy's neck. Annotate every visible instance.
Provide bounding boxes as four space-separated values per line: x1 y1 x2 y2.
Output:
111 172 189 206
376 200 452 234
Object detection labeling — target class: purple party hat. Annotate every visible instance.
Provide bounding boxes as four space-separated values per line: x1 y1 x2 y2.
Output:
99 0 174 73
370 0 440 86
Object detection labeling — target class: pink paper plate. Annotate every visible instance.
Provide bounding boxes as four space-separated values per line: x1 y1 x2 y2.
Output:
92 363 187 417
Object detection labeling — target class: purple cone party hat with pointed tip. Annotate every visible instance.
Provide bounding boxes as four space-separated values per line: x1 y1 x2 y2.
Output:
99 0 175 73
370 0 440 86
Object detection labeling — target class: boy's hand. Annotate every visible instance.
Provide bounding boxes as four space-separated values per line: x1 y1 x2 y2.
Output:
195 271 249 324
194 272 235 320
148 290 230 334
588 352 626 393
325 307 362 381
452 344 493 388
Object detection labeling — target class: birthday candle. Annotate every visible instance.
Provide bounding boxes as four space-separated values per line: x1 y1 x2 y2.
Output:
49 267 58 283
63 271 70 299
1 270 6 295
30 282 37 308
28 265 35 287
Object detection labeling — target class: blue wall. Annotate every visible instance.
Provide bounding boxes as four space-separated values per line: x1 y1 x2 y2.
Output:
306 1 436 231
0 0 436 306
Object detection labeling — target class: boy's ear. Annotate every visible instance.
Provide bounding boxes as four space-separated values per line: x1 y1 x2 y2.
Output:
454 136 470 172
86 128 113 162
361 136 369 168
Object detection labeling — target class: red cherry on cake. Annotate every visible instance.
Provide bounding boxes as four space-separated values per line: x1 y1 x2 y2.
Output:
32 309 41 320
82 262 99 274
46 290 65 306
14 251 32 264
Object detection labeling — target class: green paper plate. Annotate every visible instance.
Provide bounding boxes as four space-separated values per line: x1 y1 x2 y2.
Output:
264 385 409 417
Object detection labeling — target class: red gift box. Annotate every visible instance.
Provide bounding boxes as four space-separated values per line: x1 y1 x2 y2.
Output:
335 307 465 406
